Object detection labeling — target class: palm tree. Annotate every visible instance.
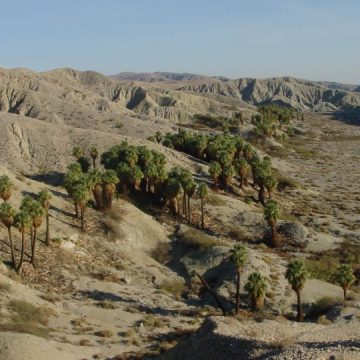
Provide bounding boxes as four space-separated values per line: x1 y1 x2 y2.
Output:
286 259 309 322
20 196 44 266
264 176 278 199
14 210 31 273
117 162 132 195
234 158 250 188
0 175 13 202
38 190 52 246
264 200 280 247
222 165 235 192
230 244 248 314
102 170 119 209
129 166 144 191
88 169 104 210
335 264 355 302
72 181 89 232
209 162 222 190
196 182 208 230
165 178 182 219
184 180 196 223
245 272 267 311
0 202 17 267
72 146 83 160
64 166 84 217
89 147 99 168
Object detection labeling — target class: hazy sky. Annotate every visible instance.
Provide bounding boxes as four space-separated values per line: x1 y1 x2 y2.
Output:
0 0 359 83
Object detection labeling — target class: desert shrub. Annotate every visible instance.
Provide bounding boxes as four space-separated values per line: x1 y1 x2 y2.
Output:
142 315 168 329
276 176 300 191
206 193 227 206
159 279 186 299
0 300 54 337
228 226 248 241
308 296 342 319
304 256 340 282
79 339 91 346
96 300 117 309
179 228 224 250
39 292 61 303
125 329 142 346
151 242 171 264
95 329 114 337
8 300 52 326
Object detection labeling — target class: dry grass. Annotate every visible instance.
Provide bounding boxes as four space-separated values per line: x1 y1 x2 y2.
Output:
159 279 186 299
179 228 225 250
95 329 114 337
142 315 169 329
0 281 11 293
0 300 54 338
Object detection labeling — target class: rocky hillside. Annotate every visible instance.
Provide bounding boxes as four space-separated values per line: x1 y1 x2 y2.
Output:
112 71 360 112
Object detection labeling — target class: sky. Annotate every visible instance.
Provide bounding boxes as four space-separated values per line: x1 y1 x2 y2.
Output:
0 0 359 83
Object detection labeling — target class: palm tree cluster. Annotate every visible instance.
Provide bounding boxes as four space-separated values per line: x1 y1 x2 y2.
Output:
155 129 278 201
66 142 209 229
251 104 295 141
64 162 119 231
0 175 51 272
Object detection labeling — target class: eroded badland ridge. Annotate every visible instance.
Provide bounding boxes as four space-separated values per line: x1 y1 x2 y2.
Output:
0 67 359 360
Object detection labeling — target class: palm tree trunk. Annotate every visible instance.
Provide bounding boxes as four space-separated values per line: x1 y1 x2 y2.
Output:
272 225 280 247
81 206 85 232
195 272 226 316
92 158 96 169
343 287 347 302
182 193 187 220
16 231 25 273
201 199 205 230
75 203 79 218
31 228 37 266
176 198 181 223
7 226 16 268
45 211 50 246
187 196 191 223
235 266 241 314
296 290 304 322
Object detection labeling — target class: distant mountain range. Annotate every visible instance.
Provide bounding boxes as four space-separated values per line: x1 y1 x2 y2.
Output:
112 72 360 112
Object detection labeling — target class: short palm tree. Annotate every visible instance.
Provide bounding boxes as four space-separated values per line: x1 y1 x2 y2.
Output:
230 244 248 314
72 146 84 160
264 176 278 199
0 175 13 202
335 264 355 302
264 200 280 247
165 178 182 219
88 169 104 210
286 259 309 322
0 202 17 267
222 165 235 192
38 190 52 245
14 210 31 273
245 272 267 311
196 182 208 230
89 147 99 168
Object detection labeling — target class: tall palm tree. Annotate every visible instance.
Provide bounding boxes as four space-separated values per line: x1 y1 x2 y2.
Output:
0 175 13 202
38 190 52 246
165 178 182 219
102 170 119 209
196 182 208 230
184 180 196 223
230 244 248 314
335 264 355 302
222 165 235 192
234 158 250 188
14 210 31 273
264 200 280 247
209 162 222 190
20 196 44 266
286 259 309 322
0 202 17 267
72 181 90 232
89 147 99 169
245 272 267 311
64 166 83 217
